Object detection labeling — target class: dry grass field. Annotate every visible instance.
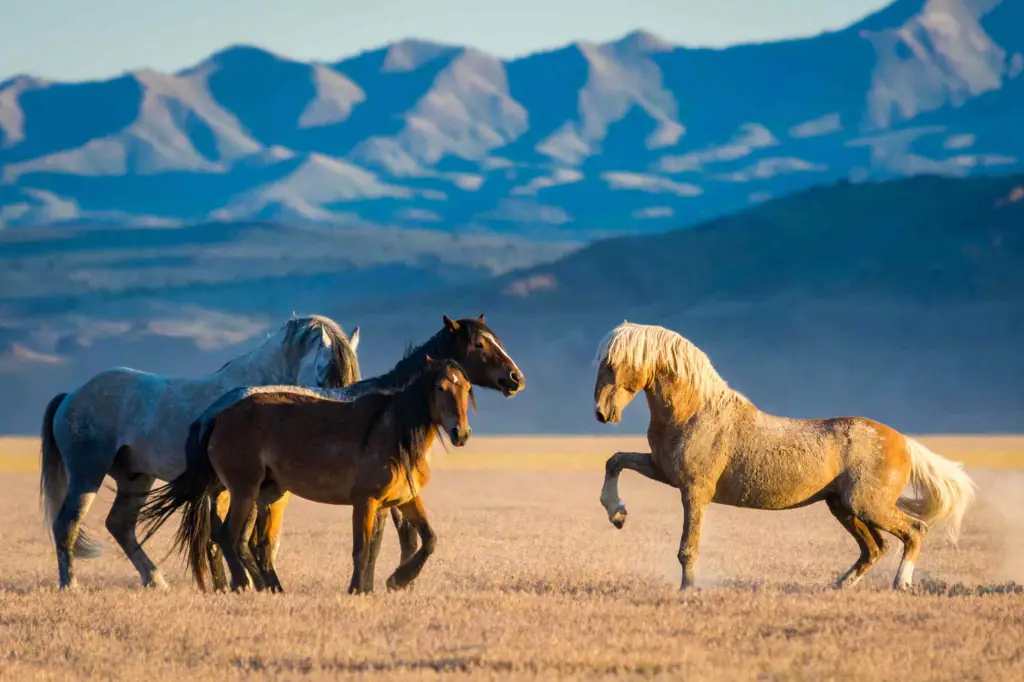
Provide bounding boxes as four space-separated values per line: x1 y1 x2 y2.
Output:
2 436 1024 681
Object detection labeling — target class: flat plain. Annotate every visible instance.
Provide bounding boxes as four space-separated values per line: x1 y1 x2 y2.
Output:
2 435 1023 681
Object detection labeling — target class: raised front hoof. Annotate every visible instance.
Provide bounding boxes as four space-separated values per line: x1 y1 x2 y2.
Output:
609 506 627 529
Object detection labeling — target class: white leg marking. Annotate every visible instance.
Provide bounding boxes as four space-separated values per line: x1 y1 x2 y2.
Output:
600 474 627 528
895 560 915 590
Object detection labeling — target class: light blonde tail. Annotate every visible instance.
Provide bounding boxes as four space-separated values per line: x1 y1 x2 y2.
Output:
897 437 977 542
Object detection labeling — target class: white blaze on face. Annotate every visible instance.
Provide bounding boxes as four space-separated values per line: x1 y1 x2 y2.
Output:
482 332 515 369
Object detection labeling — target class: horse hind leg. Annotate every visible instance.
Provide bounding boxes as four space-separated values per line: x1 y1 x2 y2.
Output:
53 471 106 590
206 489 230 591
253 489 290 593
826 496 885 589
857 506 925 591
219 490 262 592
105 465 168 589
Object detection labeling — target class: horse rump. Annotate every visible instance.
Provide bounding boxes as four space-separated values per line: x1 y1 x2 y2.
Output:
39 392 103 559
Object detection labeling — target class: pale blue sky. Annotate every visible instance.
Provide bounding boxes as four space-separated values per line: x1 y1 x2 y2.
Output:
1 0 891 82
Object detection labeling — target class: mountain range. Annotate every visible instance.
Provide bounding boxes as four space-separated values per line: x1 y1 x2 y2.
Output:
3 172 1022 434
2 0 1024 234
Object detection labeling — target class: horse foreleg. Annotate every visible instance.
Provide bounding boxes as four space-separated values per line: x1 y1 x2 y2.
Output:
386 496 436 591
678 489 709 591
106 471 167 589
390 507 418 564
348 497 381 595
364 508 388 590
600 452 669 529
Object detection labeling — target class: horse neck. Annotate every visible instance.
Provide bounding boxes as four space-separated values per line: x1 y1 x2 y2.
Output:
384 379 438 464
378 332 450 390
215 335 295 388
644 371 728 428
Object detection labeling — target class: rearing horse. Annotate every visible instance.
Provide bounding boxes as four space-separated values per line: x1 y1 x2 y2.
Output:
593 322 976 591
39 315 360 590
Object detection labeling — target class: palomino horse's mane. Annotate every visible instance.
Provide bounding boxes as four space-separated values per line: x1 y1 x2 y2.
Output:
594 322 739 406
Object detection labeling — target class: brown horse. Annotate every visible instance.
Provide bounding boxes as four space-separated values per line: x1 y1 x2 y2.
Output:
594 322 976 591
193 313 524 591
140 358 474 593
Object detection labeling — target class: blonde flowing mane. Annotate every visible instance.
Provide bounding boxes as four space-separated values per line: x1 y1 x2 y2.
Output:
594 322 739 406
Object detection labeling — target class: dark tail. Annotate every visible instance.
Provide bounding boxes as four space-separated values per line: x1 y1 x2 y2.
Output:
138 416 219 590
39 393 103 559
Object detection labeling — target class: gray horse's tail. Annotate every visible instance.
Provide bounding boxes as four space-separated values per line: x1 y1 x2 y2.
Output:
40 393 103 559
138 416 219 590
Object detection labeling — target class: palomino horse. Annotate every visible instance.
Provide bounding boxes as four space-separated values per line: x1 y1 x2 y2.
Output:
39 315 360 590
593 322 976 591
195 313 524 591
140 358 474 594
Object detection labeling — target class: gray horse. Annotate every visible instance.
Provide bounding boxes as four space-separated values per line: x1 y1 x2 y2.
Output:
39 315 360 590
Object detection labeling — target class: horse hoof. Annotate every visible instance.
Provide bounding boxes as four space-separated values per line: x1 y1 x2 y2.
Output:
386 576 410 592
143 573 169 590
610 507 627 529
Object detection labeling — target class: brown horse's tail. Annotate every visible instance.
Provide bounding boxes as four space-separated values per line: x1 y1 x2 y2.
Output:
138 417 219 590
898 437 977 543
39 392 103 559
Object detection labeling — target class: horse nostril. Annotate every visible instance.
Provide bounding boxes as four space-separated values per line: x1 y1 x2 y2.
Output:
595 410 607 423
510 371 521 383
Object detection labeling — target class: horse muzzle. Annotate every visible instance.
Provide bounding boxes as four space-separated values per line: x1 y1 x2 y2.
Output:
498 370 525 397
450 426 472 447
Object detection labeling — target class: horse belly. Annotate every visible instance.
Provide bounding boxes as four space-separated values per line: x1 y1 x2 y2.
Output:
714 465 834 510
270 462 358 506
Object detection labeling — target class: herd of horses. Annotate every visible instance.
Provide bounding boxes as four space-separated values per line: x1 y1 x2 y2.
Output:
38 313 976 595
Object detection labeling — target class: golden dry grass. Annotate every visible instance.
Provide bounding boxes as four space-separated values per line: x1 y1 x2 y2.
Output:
5 434 1024 473
2 437 1024 680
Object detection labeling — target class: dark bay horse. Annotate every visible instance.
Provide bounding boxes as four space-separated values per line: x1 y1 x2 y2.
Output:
197 313 524 590
594 322 976 591
140 359 475 593
39 315 360 590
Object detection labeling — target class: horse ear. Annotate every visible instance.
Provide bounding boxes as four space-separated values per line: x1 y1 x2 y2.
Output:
425 354 435 364
443 315 460 332
348 327 360 351
478 313 486 323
